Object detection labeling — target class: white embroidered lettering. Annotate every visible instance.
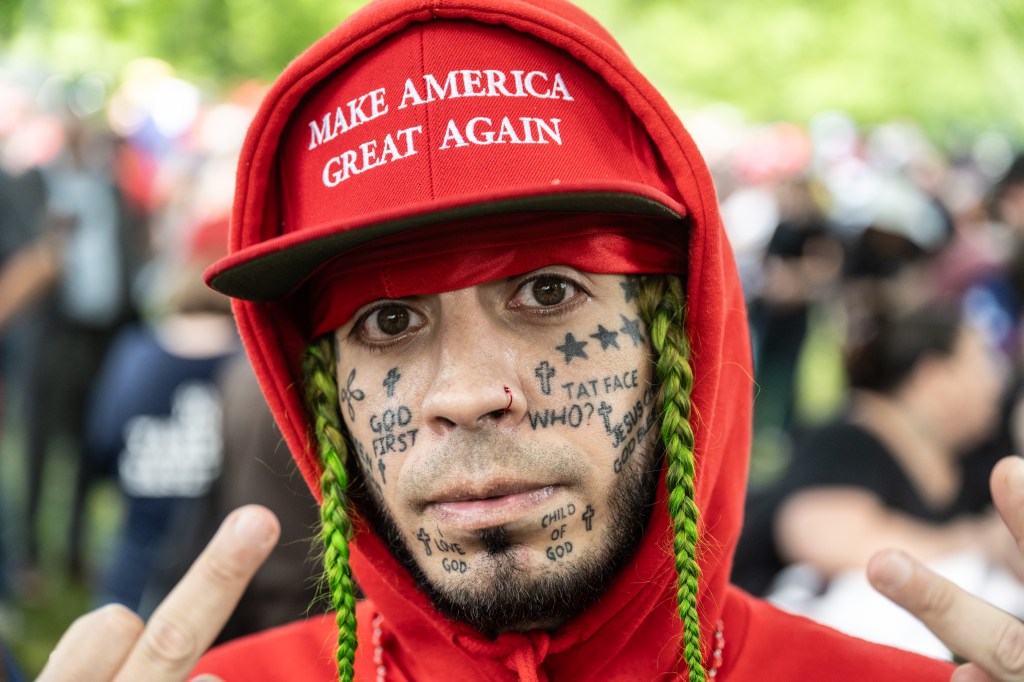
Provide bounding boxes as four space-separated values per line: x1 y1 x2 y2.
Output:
550 73 573 101
525 71 549 98
309 113 334 150
439 119 469 149
439 117 562 149
484 70 514 97
320 126 423 186
461 70 485 96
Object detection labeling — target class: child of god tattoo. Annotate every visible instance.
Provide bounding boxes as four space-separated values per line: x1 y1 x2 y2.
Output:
541 501 578 562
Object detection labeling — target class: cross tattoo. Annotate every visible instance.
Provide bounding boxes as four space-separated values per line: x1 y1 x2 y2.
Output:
377 457 387 484
534 361 556 395
597 401 613 433
417 528 432 556
582 505 595 531
383 367 402 398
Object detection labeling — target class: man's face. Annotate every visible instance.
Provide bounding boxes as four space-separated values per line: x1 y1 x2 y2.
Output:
333 267 662 633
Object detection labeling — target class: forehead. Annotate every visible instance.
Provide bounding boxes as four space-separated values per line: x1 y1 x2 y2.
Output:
303 214 684 338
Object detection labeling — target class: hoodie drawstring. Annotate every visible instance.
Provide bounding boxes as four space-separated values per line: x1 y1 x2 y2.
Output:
455 630 551 682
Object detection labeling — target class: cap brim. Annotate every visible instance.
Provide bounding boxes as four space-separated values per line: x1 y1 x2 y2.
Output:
206 190 683 302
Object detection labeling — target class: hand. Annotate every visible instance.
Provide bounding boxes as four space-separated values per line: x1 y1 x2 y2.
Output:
37 505 280 682
868 456 1024 682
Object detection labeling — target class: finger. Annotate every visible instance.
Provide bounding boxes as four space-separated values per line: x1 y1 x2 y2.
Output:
114 505 280 682
952 662 997 682
991 456 1024 548
868 549 1024 681
38 604 143 682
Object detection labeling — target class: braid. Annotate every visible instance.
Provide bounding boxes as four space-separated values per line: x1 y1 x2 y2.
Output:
303 337 358 682
636 276 705 682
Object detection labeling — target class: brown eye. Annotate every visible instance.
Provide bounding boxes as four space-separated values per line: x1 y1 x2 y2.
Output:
532 276 567 306
375 305 410 336
508 270 586 314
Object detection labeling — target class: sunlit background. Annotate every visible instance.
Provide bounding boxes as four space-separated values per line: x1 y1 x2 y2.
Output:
1 0 1023 677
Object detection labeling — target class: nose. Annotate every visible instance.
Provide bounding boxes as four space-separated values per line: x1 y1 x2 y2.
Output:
420 301 525 433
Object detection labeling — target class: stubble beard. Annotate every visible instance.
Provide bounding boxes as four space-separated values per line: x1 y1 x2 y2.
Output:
349 435 662 637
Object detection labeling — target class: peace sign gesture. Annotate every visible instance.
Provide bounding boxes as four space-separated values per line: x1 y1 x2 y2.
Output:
871 456 1024 682
37 505 279 682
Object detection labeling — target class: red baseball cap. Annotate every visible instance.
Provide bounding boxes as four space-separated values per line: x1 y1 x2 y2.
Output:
201 0 731 502
204 19 687 317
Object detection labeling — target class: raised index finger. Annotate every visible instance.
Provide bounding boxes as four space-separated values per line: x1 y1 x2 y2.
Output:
991 456 1024 551
113 505 280 682
869 552 1024 679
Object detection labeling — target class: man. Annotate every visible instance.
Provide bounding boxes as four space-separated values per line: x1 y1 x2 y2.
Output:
38 0 1024 680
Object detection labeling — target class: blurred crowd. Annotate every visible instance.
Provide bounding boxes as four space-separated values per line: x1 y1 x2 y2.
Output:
0 60 322 679
0 57 1022 676
703 112 1024 655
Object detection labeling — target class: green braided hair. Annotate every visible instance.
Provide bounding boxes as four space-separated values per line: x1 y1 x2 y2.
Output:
636 275 705 682
302 336 358 682
300 275 702 682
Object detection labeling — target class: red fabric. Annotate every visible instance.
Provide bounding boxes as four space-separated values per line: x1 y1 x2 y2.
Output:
277 19 679 241
203 17 685 302
195 0 958 679
305 214 686 336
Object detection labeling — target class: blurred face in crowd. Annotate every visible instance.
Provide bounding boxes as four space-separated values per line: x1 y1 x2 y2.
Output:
941 326 1003 448
333 267 662 633
912 325 1003 451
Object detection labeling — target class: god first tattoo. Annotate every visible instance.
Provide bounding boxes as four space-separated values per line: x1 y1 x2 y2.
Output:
369 405 420 456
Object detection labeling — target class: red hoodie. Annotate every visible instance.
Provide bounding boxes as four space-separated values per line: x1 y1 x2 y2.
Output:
196 0 955 679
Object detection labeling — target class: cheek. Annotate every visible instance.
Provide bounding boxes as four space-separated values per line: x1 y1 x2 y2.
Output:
525 319 657 477
336 361 426 497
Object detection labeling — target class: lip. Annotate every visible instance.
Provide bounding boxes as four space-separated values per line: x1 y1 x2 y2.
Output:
426 482 560 529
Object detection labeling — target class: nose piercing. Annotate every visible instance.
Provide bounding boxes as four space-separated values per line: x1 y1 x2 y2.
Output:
503 386 513 414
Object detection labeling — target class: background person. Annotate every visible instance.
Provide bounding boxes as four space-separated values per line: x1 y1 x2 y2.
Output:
733 305 1020 652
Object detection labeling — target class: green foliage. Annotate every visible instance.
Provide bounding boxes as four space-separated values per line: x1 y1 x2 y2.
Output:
581 0 1024 138
6 0 362 86
3 0 1022 136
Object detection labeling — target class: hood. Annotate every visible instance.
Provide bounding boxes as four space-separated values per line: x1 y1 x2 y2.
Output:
213 0 752 677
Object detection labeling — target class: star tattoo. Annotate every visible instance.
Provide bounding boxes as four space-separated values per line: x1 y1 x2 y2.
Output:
619 314 645 347
555 332 589 364
619 277 640 303
589 324 620 351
